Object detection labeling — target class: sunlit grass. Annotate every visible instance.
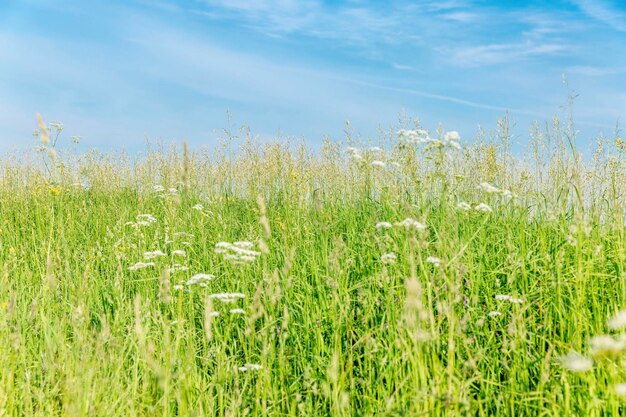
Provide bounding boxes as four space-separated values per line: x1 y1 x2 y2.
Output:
1 114 626 415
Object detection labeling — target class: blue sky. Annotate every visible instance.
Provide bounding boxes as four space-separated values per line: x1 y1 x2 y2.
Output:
1 0 625 152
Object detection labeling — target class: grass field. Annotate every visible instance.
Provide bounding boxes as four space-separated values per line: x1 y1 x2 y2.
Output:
2 115 626 416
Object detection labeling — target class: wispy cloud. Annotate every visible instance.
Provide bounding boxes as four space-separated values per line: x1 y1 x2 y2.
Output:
571 0 626 32
445 41 568 67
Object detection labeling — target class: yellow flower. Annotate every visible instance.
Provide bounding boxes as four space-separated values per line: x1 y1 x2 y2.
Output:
50 186 60 196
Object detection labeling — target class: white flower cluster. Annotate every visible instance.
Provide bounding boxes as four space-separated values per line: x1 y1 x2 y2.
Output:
215 241 261 264
397 129 461 150
209 292 246 303
457 201 493 213
478 182 516 200
394 218 427 230
238 363 262 372
186 273 215 287
128 262 155 271
125 213 158 228
494 294 523 304
381 252 396 264
144 250 166 260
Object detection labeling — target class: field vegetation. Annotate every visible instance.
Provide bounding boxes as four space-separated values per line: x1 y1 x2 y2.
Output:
1 113 626 415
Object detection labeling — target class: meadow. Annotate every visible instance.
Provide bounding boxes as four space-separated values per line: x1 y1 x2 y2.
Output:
2 114 626 416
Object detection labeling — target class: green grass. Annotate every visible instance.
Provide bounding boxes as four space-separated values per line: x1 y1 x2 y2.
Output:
2 119 626 415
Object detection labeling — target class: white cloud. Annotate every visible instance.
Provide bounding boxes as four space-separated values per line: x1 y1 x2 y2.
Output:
446 41 568 67
571 0 626 32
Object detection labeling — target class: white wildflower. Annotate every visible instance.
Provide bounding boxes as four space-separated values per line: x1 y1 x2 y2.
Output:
192 204 204 211
230 308 245 314
128 262 155 271
500 189 514 200
375 221 393 230
614 383 626 396
368 146 382 153
233 241 254 249
475 203 493 213
136 214 157 225
172 250 186 257
608 310 626 330
153 185 165 193
559 352 593 372
479 182 500 194
426 256 441 267
209 292 245 303
173 285 184 291
381 253 396 264
144 250 166 260
170 264 189 273
457 202 472 211
488 311 502 317
444 131 460 141
495 294 511 301
371 160 385 168
394 218 426 230
215 241 261 264
238 363 262 372
187 273 215 286
589 335 626 357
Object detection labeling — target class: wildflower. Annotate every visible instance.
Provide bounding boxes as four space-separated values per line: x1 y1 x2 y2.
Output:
394 218 426 230
475 203 492 213
589 335 626 357
135 214 157 226
209 292 245 303
230 308 245 314
169 188 178 194
49 121 64 131
172 250 186 257
457 202 472 211
369 146 382 153
173 285 184 291
70 135 81 144
371 160 385 168
128 262 155 271
192 204 204 210
49 186 60 196
381 253 397 264
233 241 254 249
444 131 460 142
488 311 502 317
187 273 215 286
500 189 514 200
153 185 165 193
170 264 189 273
209 311 220 317
426 256 441 267
215 241 261 264
238 363 262 372
495 294 523 304
559 352 593 372
614 383 626 396
375 221 393 230
144 250 166 260
479 182 500 194
608 309 626 330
